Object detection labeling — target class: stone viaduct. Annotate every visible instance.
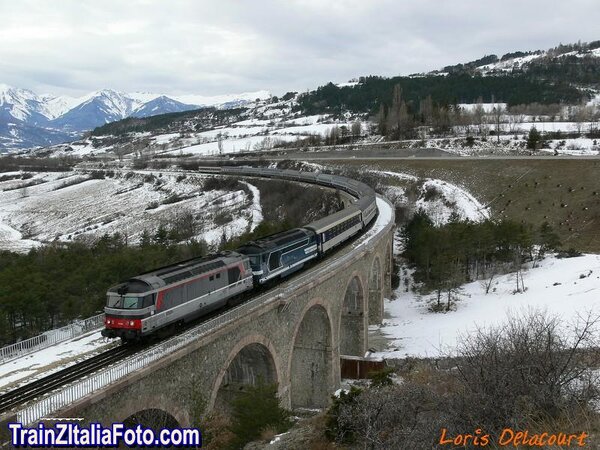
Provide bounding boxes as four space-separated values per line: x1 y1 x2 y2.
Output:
41 197 395 429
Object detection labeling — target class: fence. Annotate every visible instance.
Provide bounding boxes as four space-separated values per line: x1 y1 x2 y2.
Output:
0 314 105 364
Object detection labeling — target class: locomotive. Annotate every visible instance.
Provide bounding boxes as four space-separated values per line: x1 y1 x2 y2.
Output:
102 167 377 341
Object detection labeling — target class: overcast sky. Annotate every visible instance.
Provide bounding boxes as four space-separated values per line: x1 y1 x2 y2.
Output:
1 0 598 97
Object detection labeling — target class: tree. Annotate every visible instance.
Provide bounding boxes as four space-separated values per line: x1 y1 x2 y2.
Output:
491 101 505 144
526 126 542 150
228 383 292 448
453 310 600 432
473 97 487 137
537 221 561 260
386 84 412 139
351 120 362 140
376 103 387 136
217 133 224 154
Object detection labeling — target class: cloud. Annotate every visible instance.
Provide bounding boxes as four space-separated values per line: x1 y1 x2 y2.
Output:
0 0 598 96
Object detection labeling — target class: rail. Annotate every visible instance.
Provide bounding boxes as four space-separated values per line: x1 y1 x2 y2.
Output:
15 195 393 425
0 314 105 364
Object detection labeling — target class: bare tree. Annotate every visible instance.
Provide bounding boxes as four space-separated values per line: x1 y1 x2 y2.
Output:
507 112 525 134
217 133 224 154
491 103 505 144
473 98 487 137
351 120 362 140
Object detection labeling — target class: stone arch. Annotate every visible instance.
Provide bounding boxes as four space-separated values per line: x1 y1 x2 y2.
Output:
290 302 334 409
123 408 181 428
339 273 367 356
210 335 280 412
368 256 383 325
116 396 189 428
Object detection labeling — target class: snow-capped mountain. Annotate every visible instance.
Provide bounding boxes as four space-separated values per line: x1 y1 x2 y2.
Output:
49 90 139 132
0 85 271 151
0 84 51 126
130 96 198 118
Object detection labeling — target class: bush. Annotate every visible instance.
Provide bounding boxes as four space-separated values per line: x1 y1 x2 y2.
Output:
161 193 185 205
450 310 600 432
527 126 542 150
330 383 445 449
203 176 240 192
228 383 292 449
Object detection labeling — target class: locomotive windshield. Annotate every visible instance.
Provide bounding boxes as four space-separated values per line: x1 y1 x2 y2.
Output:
106 294 154 309
248 255 261 268
107 294 121 308
123 296 140 309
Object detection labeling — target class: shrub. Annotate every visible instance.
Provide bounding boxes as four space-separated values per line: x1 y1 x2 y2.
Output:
161 193 184 205
449 310 600 432
228 383 292 449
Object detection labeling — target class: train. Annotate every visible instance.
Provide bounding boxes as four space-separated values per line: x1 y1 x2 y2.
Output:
101 166 377 341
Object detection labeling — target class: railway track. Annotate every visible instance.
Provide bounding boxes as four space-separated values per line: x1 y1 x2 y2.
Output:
0 296 247 416
0 344 139 415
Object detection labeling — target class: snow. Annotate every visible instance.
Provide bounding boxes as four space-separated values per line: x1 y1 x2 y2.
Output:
174 90 270 107
0 330 116 392
153 133 181 145
167 135 298 156
354 196 392 250
269 432 289 445
239 181 263 232
478 53 543 73
370 170 490 225
281 114 329 126
459 103 507 113
541 138 600 155
416 179 491 225
373 170 418 182
374 254 600 359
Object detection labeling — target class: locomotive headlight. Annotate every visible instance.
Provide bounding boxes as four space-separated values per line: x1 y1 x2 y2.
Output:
107 319 112 325
129 321 135 326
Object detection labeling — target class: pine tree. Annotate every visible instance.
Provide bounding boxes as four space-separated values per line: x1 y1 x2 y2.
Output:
527 126 542 150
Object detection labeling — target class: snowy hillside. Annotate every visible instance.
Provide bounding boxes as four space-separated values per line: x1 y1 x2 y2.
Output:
437 42 600 76
0 170 263 252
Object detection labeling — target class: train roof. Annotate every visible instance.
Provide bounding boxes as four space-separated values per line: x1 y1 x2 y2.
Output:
304 205 361 234
108 251 244 293
237 228 312 254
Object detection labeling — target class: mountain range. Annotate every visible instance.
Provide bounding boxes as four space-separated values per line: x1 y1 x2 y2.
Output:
0 86 270 152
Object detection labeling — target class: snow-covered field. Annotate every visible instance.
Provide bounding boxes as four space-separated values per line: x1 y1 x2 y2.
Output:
0 170 262 252
154 115 368 157
373 252 600 359
0 330 116 392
